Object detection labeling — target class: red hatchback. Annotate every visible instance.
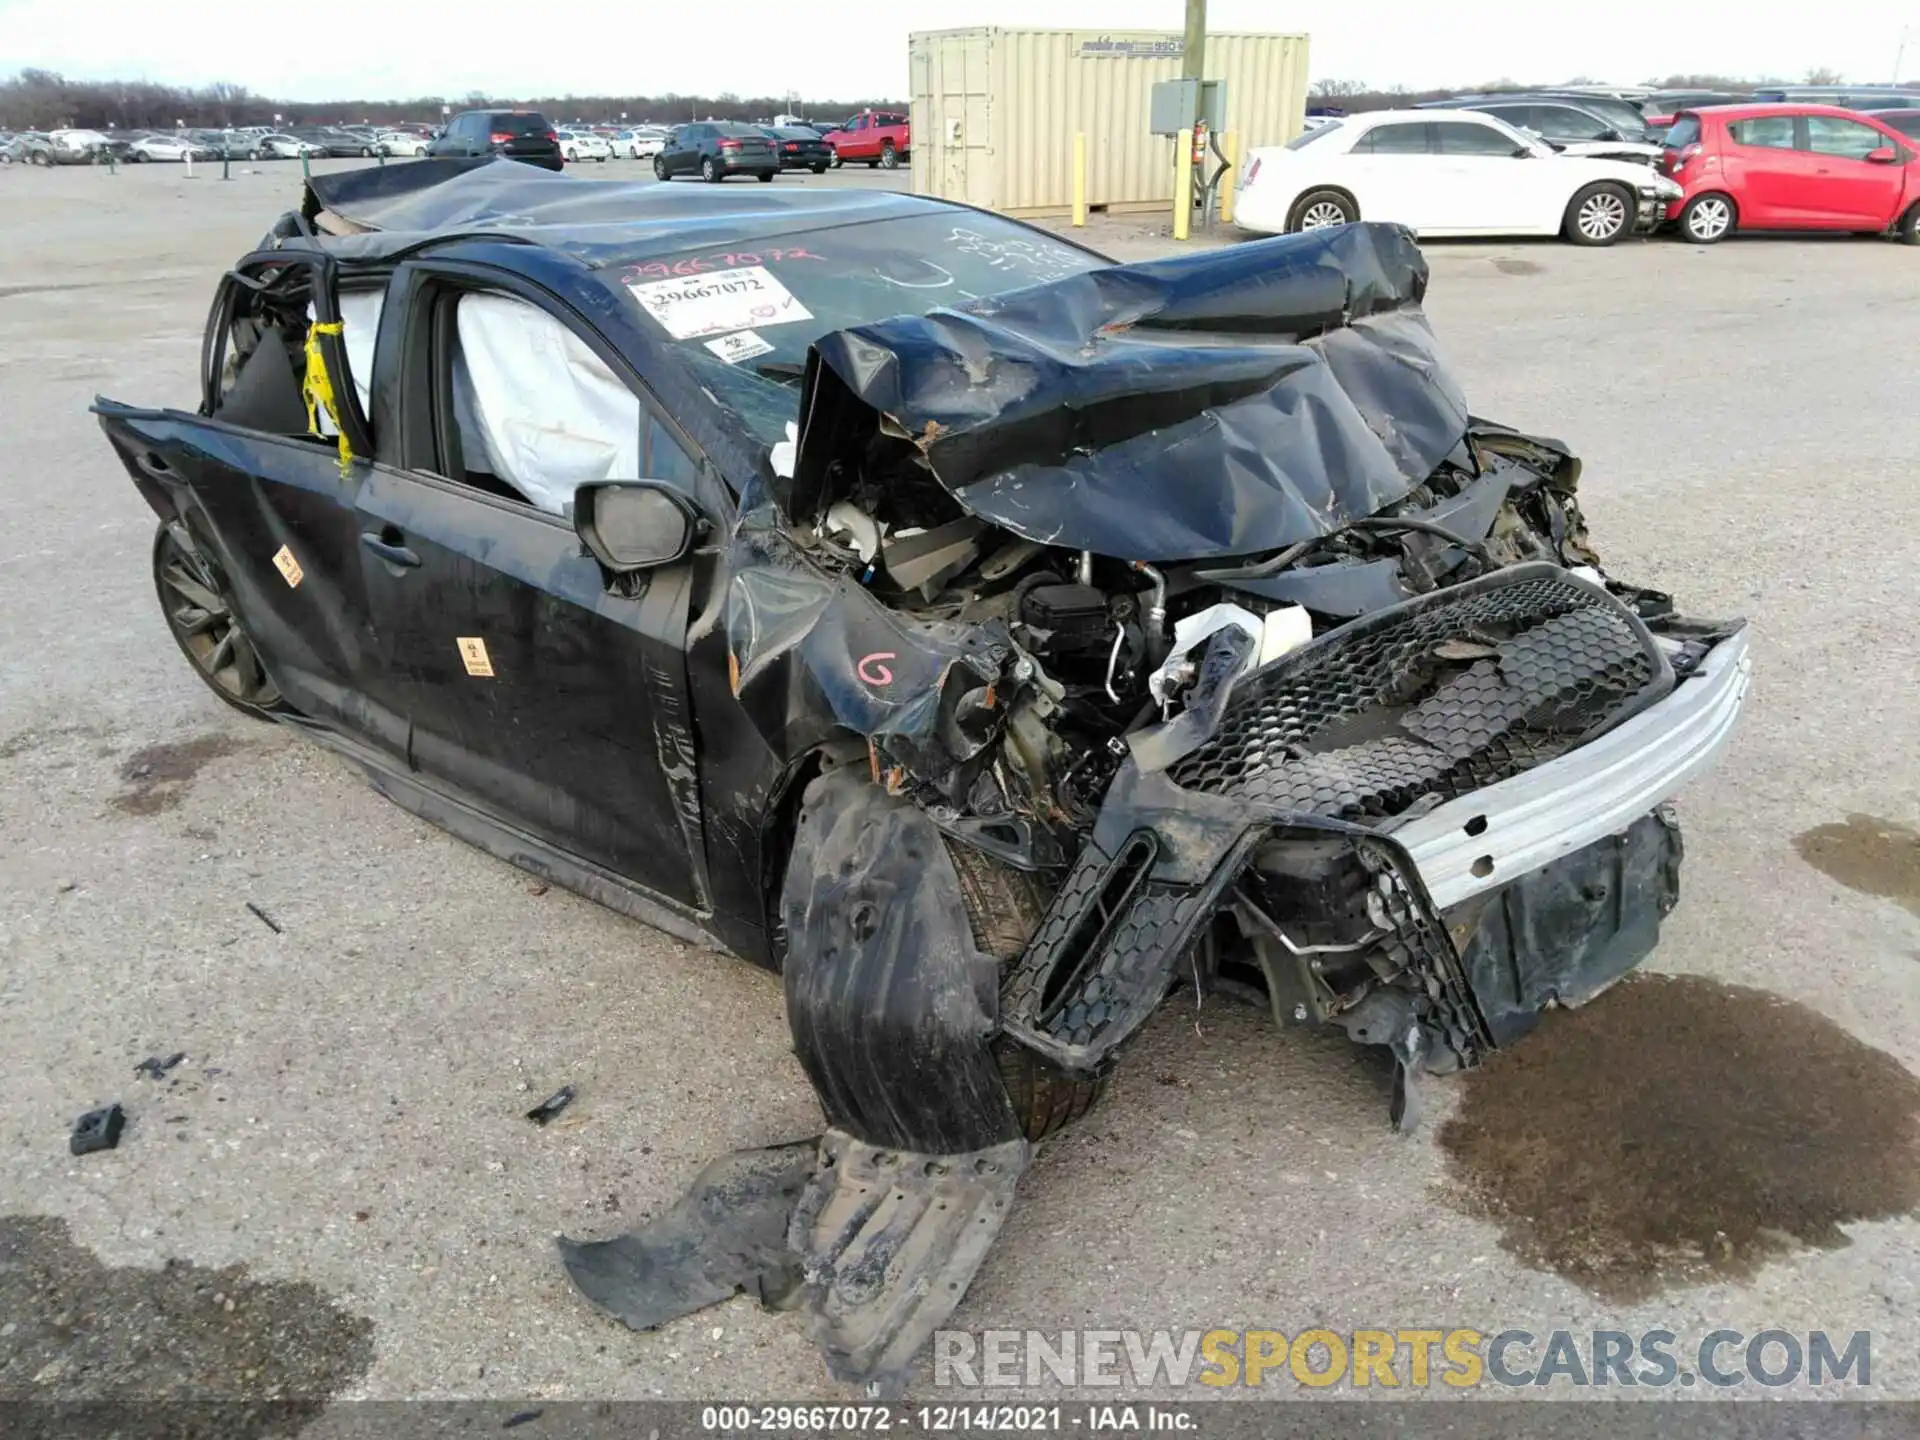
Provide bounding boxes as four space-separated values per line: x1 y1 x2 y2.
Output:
1661 104 1920 242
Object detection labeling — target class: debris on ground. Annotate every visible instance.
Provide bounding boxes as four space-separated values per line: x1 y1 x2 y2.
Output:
503 1410 544 1430
69 1104 126 1155
134 1052 186 1079
244 901 282 934
525 1086 577 1126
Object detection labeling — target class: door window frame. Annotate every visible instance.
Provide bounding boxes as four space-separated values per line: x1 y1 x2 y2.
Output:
381 258 724 529
202 249 376 459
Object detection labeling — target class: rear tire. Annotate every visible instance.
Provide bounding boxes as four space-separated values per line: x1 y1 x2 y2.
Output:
1563 181 1632 246
810 163 826 174
944 841 1108 1141
151 522 283 719
1286 188 1358 231
757 171 774 182
1678 191 1735 243
653 155 669 181
879 140 898 169
701 156 721 183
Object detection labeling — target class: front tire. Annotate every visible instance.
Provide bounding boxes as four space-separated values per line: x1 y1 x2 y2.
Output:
1286 188 1358 231
1563 181 1632 246
151 523 283 718
1896 202 1920 245
828 149 843 169
943 842 1108 1140
1678 191 1736 244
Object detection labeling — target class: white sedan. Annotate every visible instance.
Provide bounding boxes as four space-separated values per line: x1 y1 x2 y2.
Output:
1236 109 1681 246
374 131 429 157
556 130 613 163
614 127 666 159
127 133 206 162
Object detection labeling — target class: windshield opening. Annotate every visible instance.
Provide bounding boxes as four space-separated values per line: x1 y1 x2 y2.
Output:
607 212 1107 446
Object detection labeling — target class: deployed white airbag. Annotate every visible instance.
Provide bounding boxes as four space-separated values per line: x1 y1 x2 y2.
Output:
454 292 640 514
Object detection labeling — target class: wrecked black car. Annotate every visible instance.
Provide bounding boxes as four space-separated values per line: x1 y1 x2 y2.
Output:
93 160 1750 1391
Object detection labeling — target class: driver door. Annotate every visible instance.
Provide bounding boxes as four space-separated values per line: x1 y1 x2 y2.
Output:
357 261 713 911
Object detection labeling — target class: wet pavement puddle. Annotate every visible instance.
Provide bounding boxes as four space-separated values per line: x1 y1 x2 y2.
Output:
1438 972 1920 1299
0 1214 371 1420
1795 814 1920 919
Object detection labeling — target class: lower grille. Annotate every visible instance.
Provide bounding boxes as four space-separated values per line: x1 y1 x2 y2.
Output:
1166 566 1670 820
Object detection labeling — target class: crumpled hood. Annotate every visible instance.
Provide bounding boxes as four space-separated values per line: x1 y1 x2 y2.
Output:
786 222 1471 563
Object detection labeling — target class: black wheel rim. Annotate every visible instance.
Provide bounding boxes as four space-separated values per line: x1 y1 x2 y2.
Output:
156 529 279 707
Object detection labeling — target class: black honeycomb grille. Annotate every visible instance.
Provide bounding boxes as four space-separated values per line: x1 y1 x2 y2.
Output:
1166 570 1667 820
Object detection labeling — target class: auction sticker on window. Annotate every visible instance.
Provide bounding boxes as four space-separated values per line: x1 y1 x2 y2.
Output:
704 329 776 365
628 266 812 339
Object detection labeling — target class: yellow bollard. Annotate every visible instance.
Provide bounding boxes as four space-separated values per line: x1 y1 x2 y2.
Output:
1174 127 1193 241
1072 133 1087 227
1218 132 1237 226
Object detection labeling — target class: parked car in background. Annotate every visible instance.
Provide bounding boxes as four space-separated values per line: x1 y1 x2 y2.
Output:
1641 90 1750 131
1 131 54 164
1427 91 1651 142
1659 104 1920 243
557 129 613 163
313 127 380 157
1421 95 1660 163
44 129 130 164
373 131 429 157
1864 108 1920 141
1236 110 1680 245
127 132 213 162
189 129 260 160
653 122 778 182
1749 85 1920 110
765 125 832 173
257 134 324 160
822 109 909 169
613 127 667 159
425 111 564 170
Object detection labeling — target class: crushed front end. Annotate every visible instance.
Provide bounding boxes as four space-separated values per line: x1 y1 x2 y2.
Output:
562 222 1750 1390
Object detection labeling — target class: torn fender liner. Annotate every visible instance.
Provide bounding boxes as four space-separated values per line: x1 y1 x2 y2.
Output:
781 767 1022 1154
557 1141 813 1329
560 1129 1029 1391
791 1130 1029 1388
788 222 1471 561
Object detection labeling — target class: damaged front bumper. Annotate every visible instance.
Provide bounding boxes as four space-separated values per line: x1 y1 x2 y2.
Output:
996 565 1749 1116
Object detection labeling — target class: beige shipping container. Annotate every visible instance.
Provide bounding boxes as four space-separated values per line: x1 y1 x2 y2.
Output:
909 27 1309 217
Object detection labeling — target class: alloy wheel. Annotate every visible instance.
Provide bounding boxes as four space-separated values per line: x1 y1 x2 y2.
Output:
1576 189 1628 242
1687 196 1732 242
153 525 281 710
1300 200 1349 229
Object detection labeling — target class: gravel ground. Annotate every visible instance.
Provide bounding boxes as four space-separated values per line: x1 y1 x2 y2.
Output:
0 157 1916 1414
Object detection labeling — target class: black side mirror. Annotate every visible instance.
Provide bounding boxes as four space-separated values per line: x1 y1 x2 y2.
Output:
1601 128 1623 142
575 481 706 573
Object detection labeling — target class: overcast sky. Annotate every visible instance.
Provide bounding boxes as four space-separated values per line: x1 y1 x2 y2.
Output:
6 0 1916 101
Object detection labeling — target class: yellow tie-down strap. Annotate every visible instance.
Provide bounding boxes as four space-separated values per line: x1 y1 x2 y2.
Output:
302 320 354 475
